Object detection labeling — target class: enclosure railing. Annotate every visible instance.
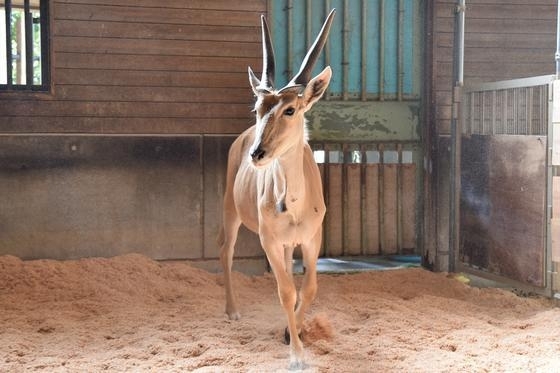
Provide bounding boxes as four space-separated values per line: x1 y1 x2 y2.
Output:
310 140 421 257
462 75 555 136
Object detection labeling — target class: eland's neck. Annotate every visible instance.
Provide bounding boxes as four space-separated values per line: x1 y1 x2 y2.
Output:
273 137 307 212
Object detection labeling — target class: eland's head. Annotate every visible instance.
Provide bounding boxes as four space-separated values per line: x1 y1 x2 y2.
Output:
248 9 335 168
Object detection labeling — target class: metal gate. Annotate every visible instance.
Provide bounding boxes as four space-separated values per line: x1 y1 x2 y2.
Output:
458 75 554 289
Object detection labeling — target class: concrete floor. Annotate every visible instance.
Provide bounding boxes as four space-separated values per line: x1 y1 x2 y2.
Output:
187 255 421 276
294 255 421 274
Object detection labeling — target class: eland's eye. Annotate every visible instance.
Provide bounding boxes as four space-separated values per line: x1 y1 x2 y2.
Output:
284 107 295 116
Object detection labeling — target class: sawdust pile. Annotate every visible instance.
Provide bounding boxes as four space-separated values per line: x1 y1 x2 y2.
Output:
1 254 559 372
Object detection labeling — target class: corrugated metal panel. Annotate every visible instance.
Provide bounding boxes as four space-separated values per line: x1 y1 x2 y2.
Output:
270 0 421 101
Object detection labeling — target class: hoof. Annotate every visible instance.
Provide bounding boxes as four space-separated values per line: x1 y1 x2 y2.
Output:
288 358 308 371
284 327 303 345
226 310 241 321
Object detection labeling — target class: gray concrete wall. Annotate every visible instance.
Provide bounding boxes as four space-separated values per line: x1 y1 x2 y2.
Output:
0 135 261 261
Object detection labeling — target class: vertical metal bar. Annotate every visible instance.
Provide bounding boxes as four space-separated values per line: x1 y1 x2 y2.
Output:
342 143 348 254
481 91 486 134
539 85 548 135
360 144 367 254
556 0 560 78
546 81 555 298
287 0 293 80
528 87 533 135
342 0 349 101
324 143 331 256
378 143 385 254
397 0 404 101
538 86 543 135
500 90 504 133
491 91 496 135
514 88 518 134
24 0 32 87
469 92 474 135
397 144 403 254
199 135 205 259
456 1 465 85
361 0 367 101
324 0 331 101
40 0 49 88
379 0 385 101
306 0 312 49
4 0 12 87
502 89 509 135
449 0 465 273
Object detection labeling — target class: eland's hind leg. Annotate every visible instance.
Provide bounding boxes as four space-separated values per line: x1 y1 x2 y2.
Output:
219 206 242 320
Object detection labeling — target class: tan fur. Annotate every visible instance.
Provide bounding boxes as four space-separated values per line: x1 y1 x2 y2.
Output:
219 10 335 369
219 68 331 369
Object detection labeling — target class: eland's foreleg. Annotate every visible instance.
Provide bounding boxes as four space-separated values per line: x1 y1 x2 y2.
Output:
219 208 242 320
262 238 305 369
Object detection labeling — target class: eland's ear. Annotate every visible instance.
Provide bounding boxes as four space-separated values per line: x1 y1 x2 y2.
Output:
302 66 332 111
248 67 261 96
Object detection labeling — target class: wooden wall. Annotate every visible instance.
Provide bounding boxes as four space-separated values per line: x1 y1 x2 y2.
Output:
428 0 557 271
0 1 267 264
0 0 266 134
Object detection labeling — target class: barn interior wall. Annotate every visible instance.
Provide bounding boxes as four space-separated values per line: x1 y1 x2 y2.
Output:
0 135 263 261
0 1 266 261
429 0 558 271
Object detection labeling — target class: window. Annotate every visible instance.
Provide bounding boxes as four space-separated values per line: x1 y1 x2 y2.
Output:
1 0 49 91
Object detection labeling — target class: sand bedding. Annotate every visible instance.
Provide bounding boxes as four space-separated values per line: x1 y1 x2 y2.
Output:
1 253 559 372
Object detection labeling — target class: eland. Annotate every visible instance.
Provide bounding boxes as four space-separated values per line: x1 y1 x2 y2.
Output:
218 9 335 369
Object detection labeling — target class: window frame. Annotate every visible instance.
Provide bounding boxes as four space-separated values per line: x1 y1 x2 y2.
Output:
1 0 50 92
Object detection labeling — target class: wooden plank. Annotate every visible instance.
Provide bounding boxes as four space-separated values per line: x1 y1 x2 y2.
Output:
0 117 253 134
553 176 560 218
552 219 560 262
464 18 557 35
54 3 260 26
365 165 380 255
383 164 398 254
433 17 556 36
56 53 258 73
435 45 553 64
54 85 253 104
317 163 326 257
402 164 416 250
55 68 250 88
436 4 557 20
437 32 555 50
54 36 261 58
0 101 251 119
464 0 557 4
439 62 555 80
54 0 266 12
326 164 343 256
345 164 362 255
54 20 261 43
437 105 452 122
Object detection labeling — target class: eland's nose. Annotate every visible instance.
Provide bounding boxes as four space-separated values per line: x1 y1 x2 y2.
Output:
250 146 266 161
